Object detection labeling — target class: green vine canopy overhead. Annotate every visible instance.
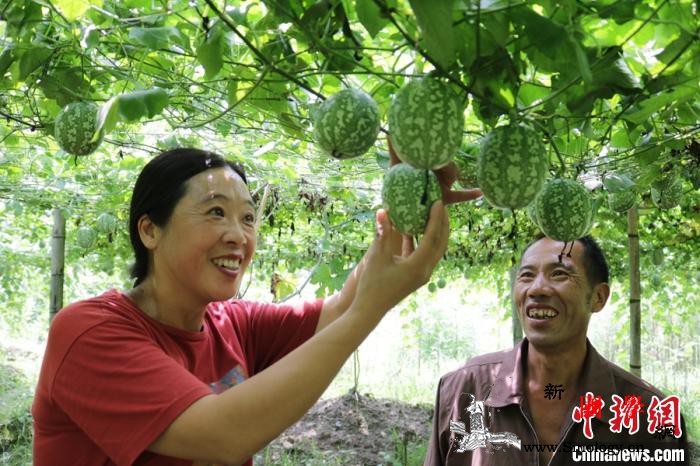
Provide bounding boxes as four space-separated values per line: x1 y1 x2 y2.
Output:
0 0 698 304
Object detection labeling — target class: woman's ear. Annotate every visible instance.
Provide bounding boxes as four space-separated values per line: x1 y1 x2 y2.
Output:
137 214 160 250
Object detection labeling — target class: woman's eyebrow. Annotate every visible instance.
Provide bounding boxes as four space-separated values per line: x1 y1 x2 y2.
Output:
198 192 255 208
199 192 229 204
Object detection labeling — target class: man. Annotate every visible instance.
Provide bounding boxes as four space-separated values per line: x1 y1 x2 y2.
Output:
424 235 689 466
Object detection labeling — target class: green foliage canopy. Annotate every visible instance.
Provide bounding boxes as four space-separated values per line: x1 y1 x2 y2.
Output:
0 0 698 320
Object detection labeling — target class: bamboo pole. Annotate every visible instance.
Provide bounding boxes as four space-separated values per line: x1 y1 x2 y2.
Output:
628 206 641 377
49 209 66 323
510 266 523 346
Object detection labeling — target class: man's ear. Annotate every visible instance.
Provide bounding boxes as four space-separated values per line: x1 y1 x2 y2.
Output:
137 214 160 250
590 282 610 314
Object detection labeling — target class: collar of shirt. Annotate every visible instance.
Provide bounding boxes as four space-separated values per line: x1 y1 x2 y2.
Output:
484 338 619 427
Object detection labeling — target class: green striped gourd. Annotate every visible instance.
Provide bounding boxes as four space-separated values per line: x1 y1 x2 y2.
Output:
651 178 683 209
535 179 593 242
607 189 637 213
313 88 380 160
382 164 441 236
76 226 97 249
96 213 118 234
54 102 103 155
388 78 463 170
477 125 548 209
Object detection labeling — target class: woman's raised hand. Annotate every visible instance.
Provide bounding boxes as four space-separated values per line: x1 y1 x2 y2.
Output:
349 201 449 320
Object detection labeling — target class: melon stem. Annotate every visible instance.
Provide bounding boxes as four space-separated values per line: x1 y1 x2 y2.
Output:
557 241 568 263
420 170 429 205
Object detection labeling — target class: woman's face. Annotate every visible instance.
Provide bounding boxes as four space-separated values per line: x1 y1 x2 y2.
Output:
150 166 257 303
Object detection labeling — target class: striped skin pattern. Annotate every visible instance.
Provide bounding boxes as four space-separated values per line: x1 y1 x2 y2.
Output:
477 124 548 209
76 227 97 249
388 78 464 170
527 201 540 226
535 179 593 242
382 164 441 236
313 88 380 160
54 102 103 155
607 189 637 212
96 213 118 234
651 178 683 209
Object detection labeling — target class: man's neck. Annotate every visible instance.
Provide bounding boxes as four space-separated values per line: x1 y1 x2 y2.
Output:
526 339 588 393
524 339 588 465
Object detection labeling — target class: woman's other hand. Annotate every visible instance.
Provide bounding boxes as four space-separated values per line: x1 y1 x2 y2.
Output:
387 135 482 206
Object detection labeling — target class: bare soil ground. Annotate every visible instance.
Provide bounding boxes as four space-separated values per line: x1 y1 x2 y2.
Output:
256 390 433 465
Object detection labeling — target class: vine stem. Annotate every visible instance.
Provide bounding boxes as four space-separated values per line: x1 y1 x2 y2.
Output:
203 0 326 100
182 68 269 129
532 120 566 176
372 0 470 96
0 110 42 129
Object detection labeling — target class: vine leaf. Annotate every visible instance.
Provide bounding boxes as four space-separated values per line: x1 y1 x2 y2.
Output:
17 45 52 81
129 27 186 51
0 47 16 77
623 80 698 125
603 173 636 193
118 88 169 121
93 88 169 139
407 0 456 70
93 96 120 142
53 0 101 21
196 29 225 79
356 0 388 37
571 38 592 83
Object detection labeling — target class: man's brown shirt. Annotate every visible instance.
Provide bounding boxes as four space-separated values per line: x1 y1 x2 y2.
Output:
424 339 688 466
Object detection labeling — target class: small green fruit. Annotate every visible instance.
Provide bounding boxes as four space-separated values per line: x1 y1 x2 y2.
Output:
382 164 441 236
76 226 97 249
313 88 380 160
54 102 103 156
96 213 118 234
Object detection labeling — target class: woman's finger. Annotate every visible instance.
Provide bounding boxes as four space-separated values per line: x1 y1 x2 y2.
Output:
387 135 401 166
405 201 449 272
434 162 459 190
401 235 415 257
375 209 397 255
443 188 483 205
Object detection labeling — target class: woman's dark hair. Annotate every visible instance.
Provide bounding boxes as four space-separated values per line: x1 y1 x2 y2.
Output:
129 148 247 286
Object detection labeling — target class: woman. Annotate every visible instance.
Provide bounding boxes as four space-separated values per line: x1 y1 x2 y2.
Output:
31 147 471 466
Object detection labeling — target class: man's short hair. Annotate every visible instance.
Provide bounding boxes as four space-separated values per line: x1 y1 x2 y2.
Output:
521 234 610 287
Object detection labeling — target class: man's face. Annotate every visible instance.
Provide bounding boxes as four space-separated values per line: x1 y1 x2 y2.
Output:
514 238 607 351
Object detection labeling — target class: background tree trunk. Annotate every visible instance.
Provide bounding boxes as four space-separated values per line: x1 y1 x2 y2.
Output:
49 208 65 323
510 266 522 346
628 206 641 377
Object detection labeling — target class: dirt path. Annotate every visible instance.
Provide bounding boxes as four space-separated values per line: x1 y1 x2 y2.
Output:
257 390 433 465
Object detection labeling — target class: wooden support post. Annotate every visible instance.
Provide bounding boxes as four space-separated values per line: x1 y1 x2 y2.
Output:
50 209 65 323
628 206 641 377
510 266 523 346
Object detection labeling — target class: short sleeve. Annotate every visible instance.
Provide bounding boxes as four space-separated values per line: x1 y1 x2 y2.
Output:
49 316 213 466
244 299 323 374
